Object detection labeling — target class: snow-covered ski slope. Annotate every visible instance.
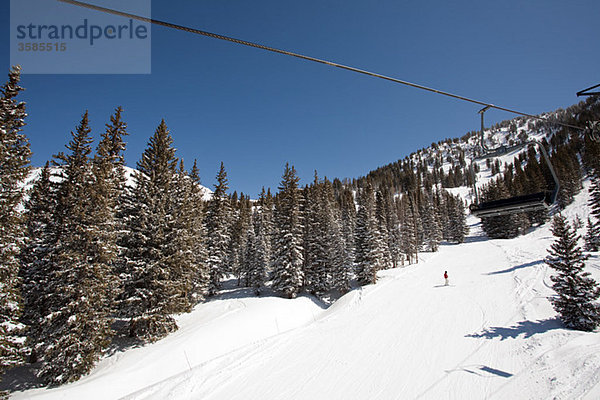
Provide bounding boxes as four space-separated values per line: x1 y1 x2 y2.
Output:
12 185 600 400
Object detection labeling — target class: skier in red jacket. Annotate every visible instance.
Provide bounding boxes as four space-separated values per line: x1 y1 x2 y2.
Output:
444 271 449 286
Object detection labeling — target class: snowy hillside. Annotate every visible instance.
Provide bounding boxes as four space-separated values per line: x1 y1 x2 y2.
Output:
9 181 600 399
21 165 214 202
122 166 214 201
399 110 568 205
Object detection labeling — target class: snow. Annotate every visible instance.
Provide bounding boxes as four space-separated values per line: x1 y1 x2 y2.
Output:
9 184 600 400
123 166 213 201
19 166 214 204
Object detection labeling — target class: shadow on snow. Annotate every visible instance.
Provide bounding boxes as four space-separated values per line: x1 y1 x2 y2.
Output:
0 363 44 392
463 234 489 244
485 259 545 275
446 364 514 378
213 277 337 310
466 318 562 340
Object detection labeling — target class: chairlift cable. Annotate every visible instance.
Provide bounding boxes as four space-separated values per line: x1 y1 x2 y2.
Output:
58 0 586 132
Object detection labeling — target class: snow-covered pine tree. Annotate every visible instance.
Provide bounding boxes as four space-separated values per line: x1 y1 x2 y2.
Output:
434 188 450 241
205 162 232 295
413 195 424 253
230 194 252 286
389 197 404 267
95 106 128 199
354 183 380 285
420 190 442 251
38 112 115 385
582 131 600 175
377 189 402 269
375 191 392 268
400 194 419 264
188 160 210 301
303 173 329 295
445 192 469 244
121 120 183 342
239 196 256 287
88 106 128 314
587 172 600 251
272 163 304 298
323 178 350 294
244 216 257 286
242 187 274 295
546 214 600 331
247 208 268 295
265 188 276 253
584 217 599 252
0 65 30 387
339 187 356 267
554 145 583 209
19 162 56 363
165 160 200 313
256 187 274 268
223 194 238 279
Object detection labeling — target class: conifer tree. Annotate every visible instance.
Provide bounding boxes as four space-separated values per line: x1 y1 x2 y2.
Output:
434 189 450 241
272 163 304 298
241 187 273 294
205 162 232 295
445 193 469 244
244 217 258 286
303 173 329 294
19 163 56 363
584 217 599 252
389 198 405 267
339 187 357 267
0 65 30 386
400 194 419 264
256 187 274 268
166 160 200 312
247 208 268 295
230 194 252 286
354 184 380 285
38 112 115 385
375 191 392 267
546 215 600 331
380 191 402 269
582 133 600 175
323 179 350 293
587 172 600 251
90 107 128 310
265 188 276 254
421 191 442 251
413 195 424 251
121 120 184 342
188 160 210 301
554 145 583 209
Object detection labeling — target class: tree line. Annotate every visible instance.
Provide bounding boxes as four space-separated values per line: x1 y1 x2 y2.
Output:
0 67 468 390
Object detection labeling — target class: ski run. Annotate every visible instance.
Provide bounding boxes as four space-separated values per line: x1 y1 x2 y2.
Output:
9 181 600 400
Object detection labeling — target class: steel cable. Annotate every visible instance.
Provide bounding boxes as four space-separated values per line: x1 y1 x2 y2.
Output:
58 0 586 132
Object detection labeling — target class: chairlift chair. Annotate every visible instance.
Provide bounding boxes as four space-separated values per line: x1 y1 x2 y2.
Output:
469 106 560 218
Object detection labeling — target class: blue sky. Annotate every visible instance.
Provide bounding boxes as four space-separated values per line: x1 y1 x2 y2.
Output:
1 0 598 196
